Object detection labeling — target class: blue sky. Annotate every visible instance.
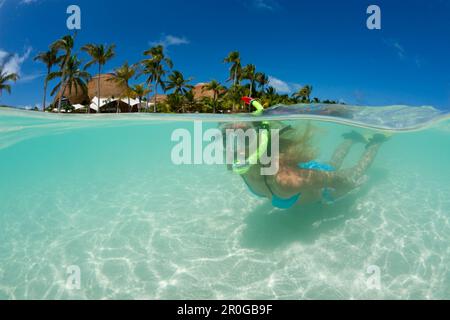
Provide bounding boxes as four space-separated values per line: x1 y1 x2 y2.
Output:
1 0 450 110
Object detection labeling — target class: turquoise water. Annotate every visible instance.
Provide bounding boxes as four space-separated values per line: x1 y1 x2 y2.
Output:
0 105 450 300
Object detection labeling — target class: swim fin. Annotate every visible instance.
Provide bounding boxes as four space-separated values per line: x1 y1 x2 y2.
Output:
366 133 391 149
342 130 368 144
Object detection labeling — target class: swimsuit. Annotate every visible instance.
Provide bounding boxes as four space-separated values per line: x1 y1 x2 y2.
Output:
263 175 302 210
243 161 337 209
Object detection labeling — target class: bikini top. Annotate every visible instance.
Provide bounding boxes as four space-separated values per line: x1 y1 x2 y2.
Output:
246 161 337 209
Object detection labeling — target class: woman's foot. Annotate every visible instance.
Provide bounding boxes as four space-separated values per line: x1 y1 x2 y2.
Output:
342 130 368 144
366 133 391 148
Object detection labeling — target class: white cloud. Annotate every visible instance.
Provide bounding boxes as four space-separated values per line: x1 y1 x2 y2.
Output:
392 42 405 59
383 38 405 59
254 0 273 10
0 50 8 61
0 47 32 76
0 0 40 9
150 34 189 48
164 35 189 46
383 38 422 68
250 0 280 11
268 76 302 94
20 0 39 4
268 76 290 93
17 72 44 83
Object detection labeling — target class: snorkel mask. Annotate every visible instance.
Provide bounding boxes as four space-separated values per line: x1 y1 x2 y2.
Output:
230 97 269 175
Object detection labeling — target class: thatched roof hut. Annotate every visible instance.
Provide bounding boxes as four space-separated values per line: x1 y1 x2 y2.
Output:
150 94 168 103
53 73 126 106
192 83 225 100
87 73 127 100
192 83 214 100
54 83 90 105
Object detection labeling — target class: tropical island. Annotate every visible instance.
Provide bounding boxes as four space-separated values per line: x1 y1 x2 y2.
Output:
0 34 339 114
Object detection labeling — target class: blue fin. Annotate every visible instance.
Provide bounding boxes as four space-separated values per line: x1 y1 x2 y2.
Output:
272 193 301 209
321 187 335 204
298 161 336 172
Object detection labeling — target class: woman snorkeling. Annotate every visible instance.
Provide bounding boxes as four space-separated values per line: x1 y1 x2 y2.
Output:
223 97 389 209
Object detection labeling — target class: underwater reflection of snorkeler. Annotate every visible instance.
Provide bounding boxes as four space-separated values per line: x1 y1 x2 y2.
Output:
223 100 389 209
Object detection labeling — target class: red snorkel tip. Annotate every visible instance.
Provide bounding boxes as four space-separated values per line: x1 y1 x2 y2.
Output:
241 96 254 105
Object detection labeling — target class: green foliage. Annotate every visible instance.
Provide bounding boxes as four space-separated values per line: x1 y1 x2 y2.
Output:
48 55 90 99
0 66 19 96
29 37 340 113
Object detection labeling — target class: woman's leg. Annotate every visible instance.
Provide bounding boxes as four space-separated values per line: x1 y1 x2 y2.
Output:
329 130 367 169
329 139 354 169
348 143 382 184
335 140 383 189
327 137 385 199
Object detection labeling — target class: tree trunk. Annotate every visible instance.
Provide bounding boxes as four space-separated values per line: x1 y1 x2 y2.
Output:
146 90 151 112
126 80 131 113
57 55 70 113
233 67 237 111
57 78 66 113
42 82 47 112
94 64 102 114
42 77 48 112
153 82 158 113
58 81 69 113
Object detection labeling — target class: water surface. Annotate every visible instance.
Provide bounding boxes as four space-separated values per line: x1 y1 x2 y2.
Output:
0 105 449 299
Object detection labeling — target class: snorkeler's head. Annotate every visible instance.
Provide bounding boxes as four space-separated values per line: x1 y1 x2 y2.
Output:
220 122 268 175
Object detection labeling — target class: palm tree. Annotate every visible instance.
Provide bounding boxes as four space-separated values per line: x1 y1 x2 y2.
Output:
203 80 224 113
141 45 173 112
242 64 257 98
293 85 313 103
261 86 279 107
142 60 165 112
82 43 115 113
255 72 269 95
241 64 258 112
165 70 193 113
48 55 91 111
223 51 241 86
199 97 214 113
224 83 246 112
131 84 150 112
109 62 135 112
165 93 184 113
34 48 60 111
0 66 19 97
223 51 243 112
166 70 193 95
50 34 75 112
183 89 198 113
